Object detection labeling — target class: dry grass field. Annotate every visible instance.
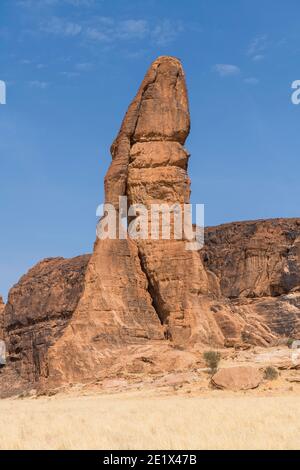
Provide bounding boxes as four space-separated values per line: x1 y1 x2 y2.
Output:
0 393 300 450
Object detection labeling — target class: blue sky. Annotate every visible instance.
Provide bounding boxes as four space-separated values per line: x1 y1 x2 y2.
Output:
1 0 300 299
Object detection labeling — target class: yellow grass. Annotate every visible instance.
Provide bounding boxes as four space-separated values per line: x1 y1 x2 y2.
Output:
0 394 300 450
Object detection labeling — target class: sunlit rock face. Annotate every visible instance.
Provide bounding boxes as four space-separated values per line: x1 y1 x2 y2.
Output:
1 57 300 396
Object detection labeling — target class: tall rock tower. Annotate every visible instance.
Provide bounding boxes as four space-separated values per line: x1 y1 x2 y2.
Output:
46 56 222 386
2 57 299 396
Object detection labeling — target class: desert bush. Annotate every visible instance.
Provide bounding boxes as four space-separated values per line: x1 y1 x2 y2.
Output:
287 338 294 349
203 351 221 374
264 366 279 381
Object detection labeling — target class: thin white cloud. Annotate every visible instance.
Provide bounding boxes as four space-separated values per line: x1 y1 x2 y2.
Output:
247 35 267 57
60 71 80 78
244 77 259 85
65 0 95 5
124 49 147 60
19 0 95 7
118 20 148 39
214 64 240 77
24 8 183 47
85 18 183 46
85 27 110 42
151 19 183 46
75 62 93 71
28 80 49 89
40 17 82 36
86 18 149 43
252 54 264 62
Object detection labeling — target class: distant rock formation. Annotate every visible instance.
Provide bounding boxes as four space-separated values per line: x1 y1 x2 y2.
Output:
0 256 89 396
203 219 300 299
202 219 300 342
0 57 300 396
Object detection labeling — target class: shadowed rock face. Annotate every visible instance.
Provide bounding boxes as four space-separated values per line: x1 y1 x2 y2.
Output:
203 219 300 299
202 219 300 340
1 57 300 395
124 57 221 345
0 256 90 395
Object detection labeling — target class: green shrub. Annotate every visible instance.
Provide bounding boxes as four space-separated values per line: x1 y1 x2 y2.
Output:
203 351 221 374
287 338 294 349
264 366 278 381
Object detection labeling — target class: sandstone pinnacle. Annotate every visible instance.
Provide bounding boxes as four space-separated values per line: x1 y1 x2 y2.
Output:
1 58 300 396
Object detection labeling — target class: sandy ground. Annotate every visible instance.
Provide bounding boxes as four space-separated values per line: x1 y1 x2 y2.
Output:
1 345 299 450
0 392 300 450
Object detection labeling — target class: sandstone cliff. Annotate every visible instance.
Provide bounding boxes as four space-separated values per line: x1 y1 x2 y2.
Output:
202 219 300 343
0 57 299 396
0 256 89 395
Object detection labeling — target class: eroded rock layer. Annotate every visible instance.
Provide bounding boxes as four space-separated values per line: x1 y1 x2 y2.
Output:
125 57 222 346
0 256 89 395
202 219 300 343
203 219 300 298
0 57 300 395
45 56 225 387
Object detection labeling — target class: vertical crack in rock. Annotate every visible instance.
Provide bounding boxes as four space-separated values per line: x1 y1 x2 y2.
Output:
124 56 223 345
137 250 164 328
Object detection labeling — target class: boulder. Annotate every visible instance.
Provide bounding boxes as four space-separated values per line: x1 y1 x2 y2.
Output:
212 366 263 391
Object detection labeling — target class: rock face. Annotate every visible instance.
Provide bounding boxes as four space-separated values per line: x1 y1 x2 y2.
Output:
46 56 214 386
202 219 300 343
0 256 90 395
125 57 221 346
212 366 263 391
46 56 246 388
0 57 300 396
203 219 300 298
0 297 5 340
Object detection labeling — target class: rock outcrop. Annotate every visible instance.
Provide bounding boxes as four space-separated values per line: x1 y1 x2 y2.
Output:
125 57 222 346
0 256 89 395
46 56 207 386
202 219 300 343
0 57 300 396
203 219 300 298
